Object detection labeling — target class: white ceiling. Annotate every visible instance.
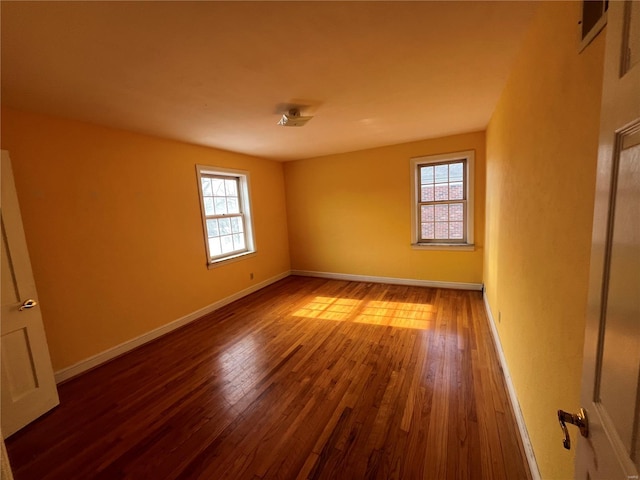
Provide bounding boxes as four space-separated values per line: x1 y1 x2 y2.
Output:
1 1 536 161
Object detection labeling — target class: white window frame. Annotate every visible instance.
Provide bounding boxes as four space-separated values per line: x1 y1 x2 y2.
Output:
410 150 475 251
196 165 256 267
578 0 607 53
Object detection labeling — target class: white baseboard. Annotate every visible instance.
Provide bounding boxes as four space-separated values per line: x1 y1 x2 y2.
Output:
291 269 483 291
54 271 290 384
482 292 541 480
54 270 479 383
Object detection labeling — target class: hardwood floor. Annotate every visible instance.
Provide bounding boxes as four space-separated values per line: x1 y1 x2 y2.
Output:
6 276 531 479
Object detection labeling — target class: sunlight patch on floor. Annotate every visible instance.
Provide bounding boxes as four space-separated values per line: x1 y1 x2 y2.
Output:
293 296 434 330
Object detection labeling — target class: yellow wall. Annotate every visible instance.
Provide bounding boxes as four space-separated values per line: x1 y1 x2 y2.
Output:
484 3 605 479
0 107 290 371
0 5 608 475
284 132 485 284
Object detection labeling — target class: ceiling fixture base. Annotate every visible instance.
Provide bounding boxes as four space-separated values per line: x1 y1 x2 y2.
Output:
278 108 313 127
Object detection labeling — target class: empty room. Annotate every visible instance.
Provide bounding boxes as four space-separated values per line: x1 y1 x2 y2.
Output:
1 1 638 479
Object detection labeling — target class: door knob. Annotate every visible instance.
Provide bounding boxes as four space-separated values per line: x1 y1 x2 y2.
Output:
18 298 37 311
557 408 589 450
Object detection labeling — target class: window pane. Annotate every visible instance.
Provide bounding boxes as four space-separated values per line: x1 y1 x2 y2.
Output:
450 182 464 200
435 164 448 183
420 166 434 184
422 222 435 239
435 222 449 239
214 197 227 215
421 185 434 202
449 162 464 182
209 237 222 256
435 204 449 222
421 205 434 222
219 217 231 235
435 184 448 201
450 203 464 221
204 197 215 216
212 178 225 196
201 178 212 196
230 216 244 233
450 222 464 239
227 197 239 214
221 235 234 253
206 219 219 238
225 179 238 196
232 233 246 250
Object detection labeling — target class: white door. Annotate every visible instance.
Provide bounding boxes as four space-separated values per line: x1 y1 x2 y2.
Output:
1 151 59 438
575 1 640 479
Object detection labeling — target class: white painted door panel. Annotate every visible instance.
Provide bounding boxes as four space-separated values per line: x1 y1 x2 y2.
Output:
1 151 59 438
576 1 640 479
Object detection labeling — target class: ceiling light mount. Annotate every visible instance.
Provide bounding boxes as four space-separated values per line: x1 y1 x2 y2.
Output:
277 108 313 127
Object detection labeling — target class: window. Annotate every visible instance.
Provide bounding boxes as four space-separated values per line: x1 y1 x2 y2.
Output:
579 0 608 52
196 165 255 265
411 151 474 249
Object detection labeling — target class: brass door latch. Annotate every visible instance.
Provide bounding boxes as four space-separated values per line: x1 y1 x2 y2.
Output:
557 408 589 450
18 298 38 311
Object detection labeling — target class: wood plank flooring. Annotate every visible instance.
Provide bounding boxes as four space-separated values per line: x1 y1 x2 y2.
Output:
6 276 532 479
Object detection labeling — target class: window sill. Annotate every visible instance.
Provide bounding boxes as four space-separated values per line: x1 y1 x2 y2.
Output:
412 243 475 252
207 250 256 269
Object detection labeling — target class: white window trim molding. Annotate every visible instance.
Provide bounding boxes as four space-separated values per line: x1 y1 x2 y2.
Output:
195 164 256 268
577 1 607 53
410 150 475 250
